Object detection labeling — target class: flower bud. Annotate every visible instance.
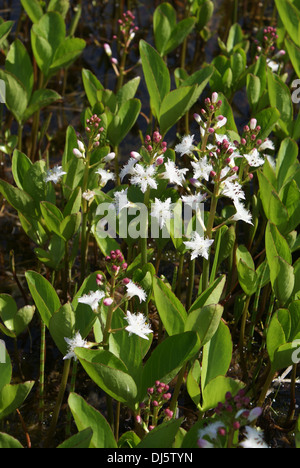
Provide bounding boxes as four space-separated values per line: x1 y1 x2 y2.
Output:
103 298 113 306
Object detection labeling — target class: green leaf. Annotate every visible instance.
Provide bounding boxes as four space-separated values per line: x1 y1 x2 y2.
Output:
201 320 233 391
274 0 300 47
267 70 293 134
47 0 70 18
11 150 32 190
152 276 187 335
49 302 76 355
153 2 176 55
59 212 81 242
236 245 257 296
0 21 14 46
116 77 140 107
75 348 138 407
201 376 244 412
0 433 23 448
139 40 170 118
0 70 29 124
189 275 226 313
25 270 61 327
276 138 299 190
49 37 86 74
184 304 224 347
140 331 200 400
82 68 104 108
107 98 141 146
255 107 280 141
226 23 244 52
23 88 61 122
117 431 141 448
68 392 117 448
22 160 48 203
158 85 197 136
5 39 34 99
285 37 300 78
0 294 35 337
137 418 184 448
31 11 66 77
0 349 12 393
163 17 196 56
246 73 261 110
0 179 36 217
40 201 64 236
20 0 44 23
57 427 93 449
0 381 34 420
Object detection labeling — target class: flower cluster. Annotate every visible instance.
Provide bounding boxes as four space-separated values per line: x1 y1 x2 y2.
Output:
197 390 268 448
254 26 286 72
136 380 173 432
105 249 128 277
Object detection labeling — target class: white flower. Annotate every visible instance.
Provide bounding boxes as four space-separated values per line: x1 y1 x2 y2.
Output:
267 59 279 73
120 154 142 181
150 197 173 229
191 156 213 182
198 421 225 441
239 426 269 449
174 134 195 157
82 190 95 201
111 188 133 214
124 311 153 340
181 193 206 208
78 289 105 311
258 139 275 151
103 151 116 162
184 231 214 260
45 165 67 184
197 439 215 448
125 280 147 303
232 199 253 225
215 116 227 129
222 180 245 201
130 164 158 193
244 149 265 167
211 92 219 104
96 168 116 186
162 159 188 186
63 332 89 360
250 118 257 130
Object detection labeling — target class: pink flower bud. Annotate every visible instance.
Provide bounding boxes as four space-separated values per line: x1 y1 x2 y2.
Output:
103 298 113 306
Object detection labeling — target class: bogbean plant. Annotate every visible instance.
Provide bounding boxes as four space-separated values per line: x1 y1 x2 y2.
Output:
0 0 300 449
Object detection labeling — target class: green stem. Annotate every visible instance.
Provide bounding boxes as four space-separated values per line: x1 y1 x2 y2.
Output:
44 358 71 448
176 254 184 299
239 295 251 378
39 320 46 424
115 401 121 441
257 368 275 407
169 364 186 415
186 259 195 311
140 188 150 268
31 71 45 161
80 145 92 284
102 276 116 348
202 185 219 291
18 123 23 152
65 359 78 437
